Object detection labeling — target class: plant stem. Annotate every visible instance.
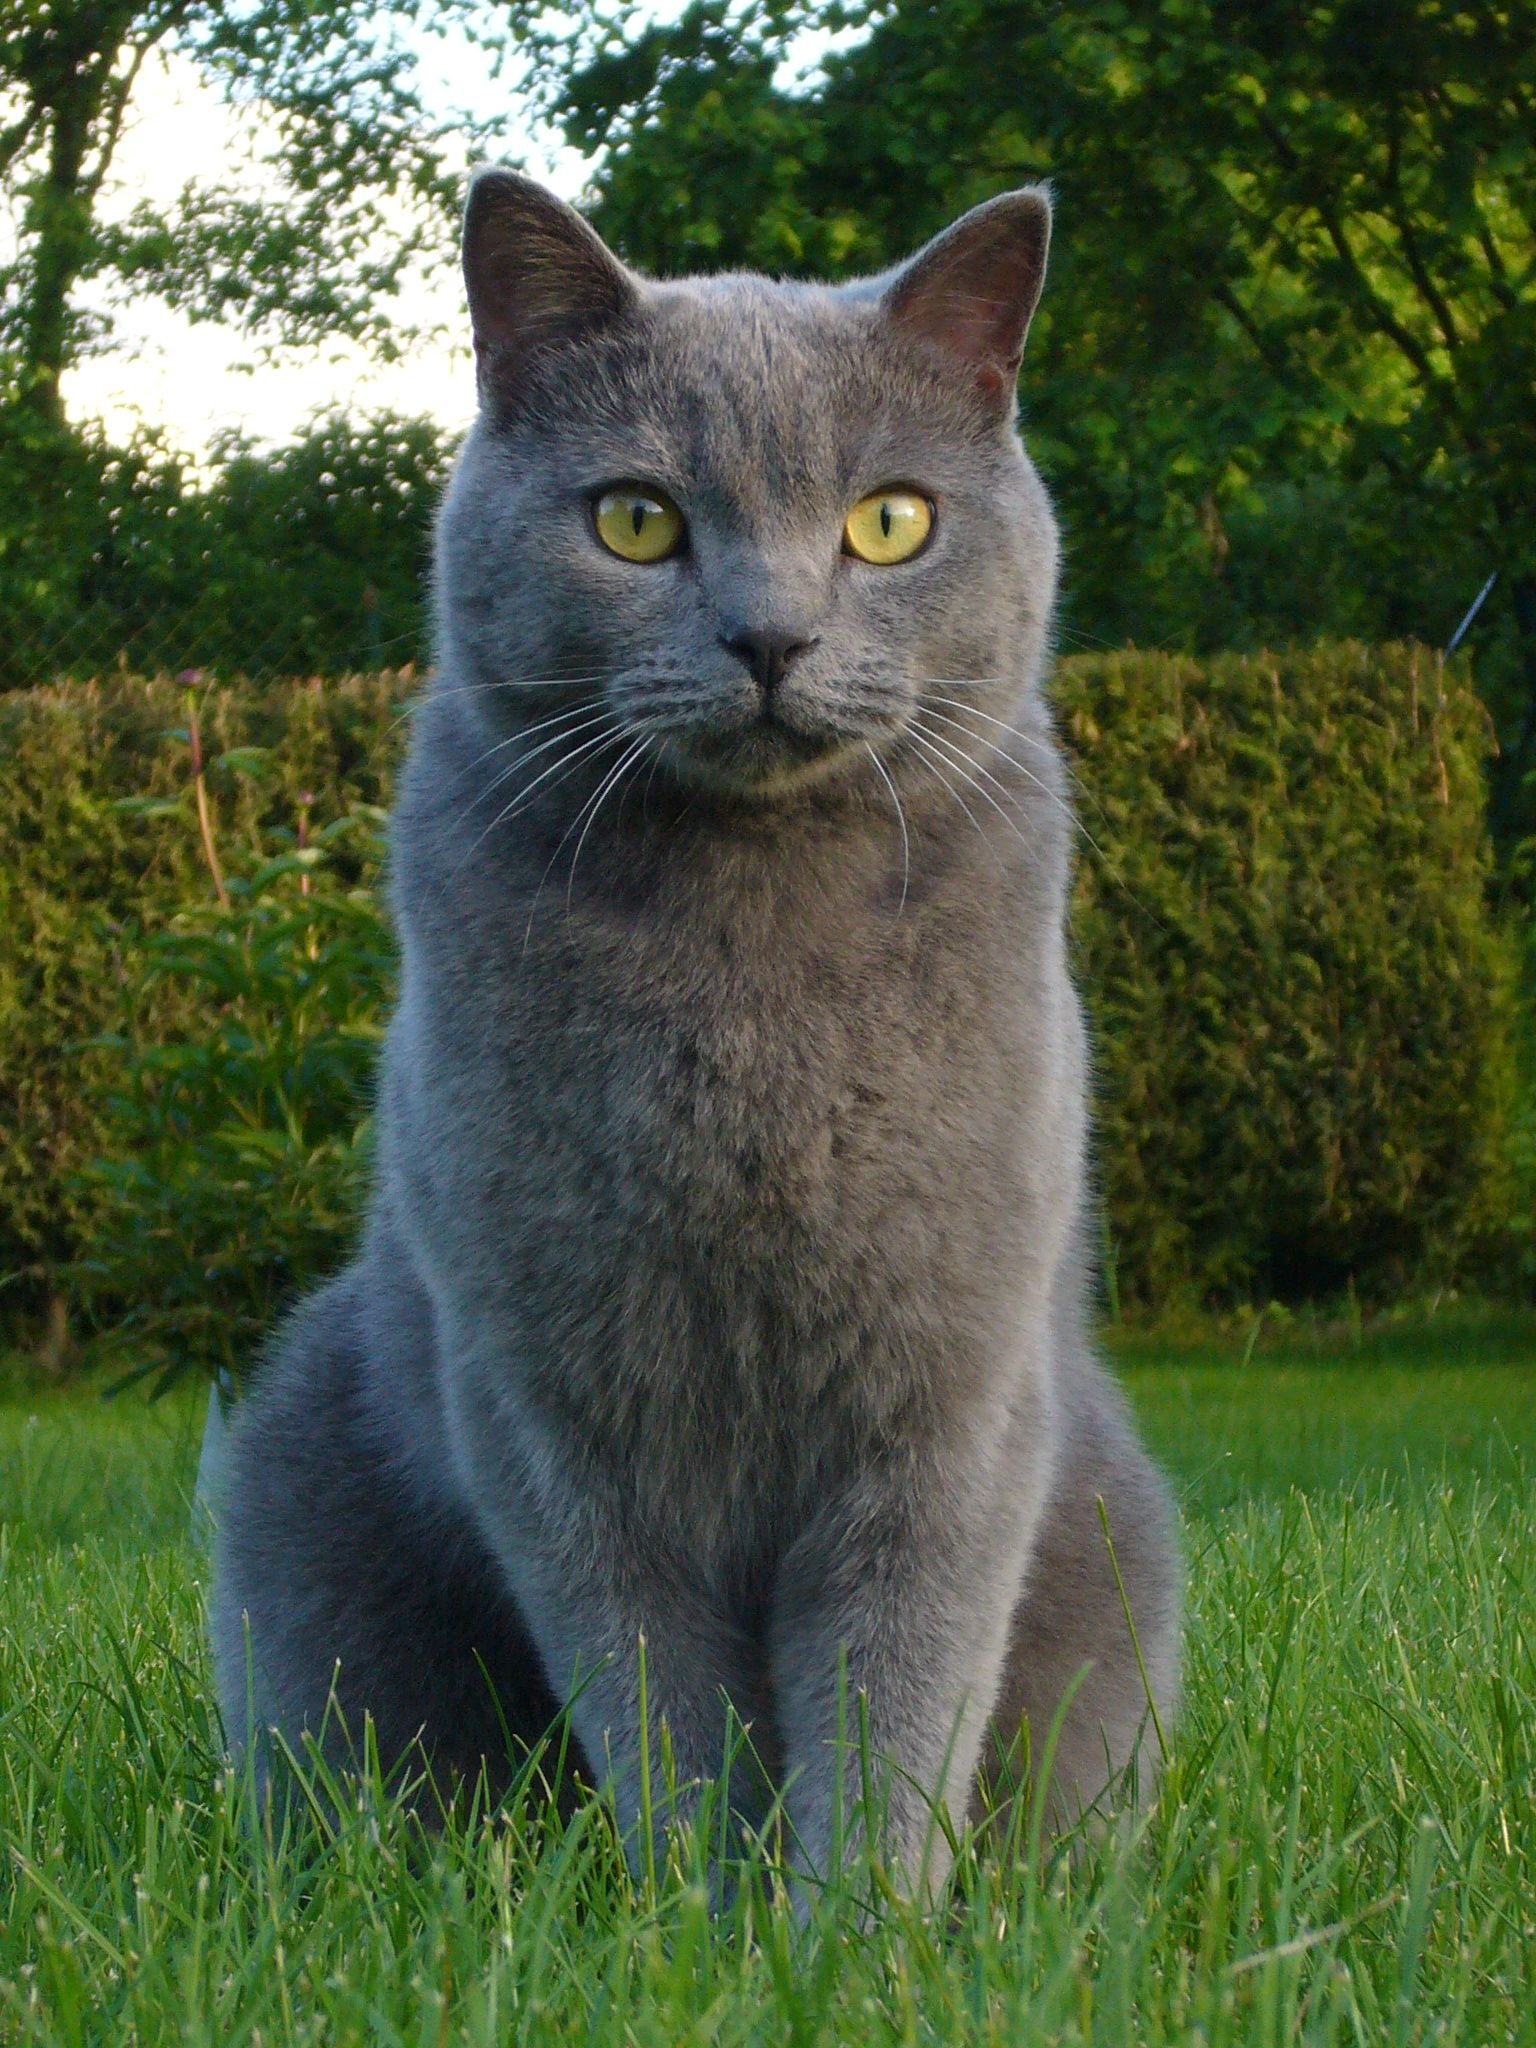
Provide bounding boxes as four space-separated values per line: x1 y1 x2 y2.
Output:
186 692 228 908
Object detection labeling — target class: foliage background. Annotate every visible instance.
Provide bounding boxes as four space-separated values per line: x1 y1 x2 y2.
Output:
0 649 1518 1379
0 408 447 690
0 673 400 1362
4 1 1534 831
538 0 1536 838
1 0 1533 1367
1057 643 1515 1308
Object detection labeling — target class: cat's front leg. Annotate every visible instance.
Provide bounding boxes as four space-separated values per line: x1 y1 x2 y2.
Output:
446 1389 774 1865
769 1431 1047 1901
528 1563 770 1875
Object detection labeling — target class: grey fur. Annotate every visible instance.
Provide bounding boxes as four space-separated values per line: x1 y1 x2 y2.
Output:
211 170 1180 1892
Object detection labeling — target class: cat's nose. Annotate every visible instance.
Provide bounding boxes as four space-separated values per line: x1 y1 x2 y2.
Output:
720 630 818 695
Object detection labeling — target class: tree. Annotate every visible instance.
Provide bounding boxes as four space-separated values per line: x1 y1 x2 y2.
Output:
0 407 451 688
536 0 1536 834
0 0 510 688
0 0 508 427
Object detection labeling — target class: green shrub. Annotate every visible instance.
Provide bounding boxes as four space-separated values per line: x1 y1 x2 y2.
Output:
0 672 404 1352
1060 642 1515 1308
0 643 1519 1372
0 411 447 691
1508 835 1536 1288
74 818 393 1392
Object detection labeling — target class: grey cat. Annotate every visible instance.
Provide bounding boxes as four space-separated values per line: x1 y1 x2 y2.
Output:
211 168 1180 1895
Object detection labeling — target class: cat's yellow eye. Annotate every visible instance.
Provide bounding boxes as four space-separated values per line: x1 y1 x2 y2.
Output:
593 486 685 563
843 489 934 566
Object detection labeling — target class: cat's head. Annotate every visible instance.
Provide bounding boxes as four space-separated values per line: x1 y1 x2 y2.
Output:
436 170 1058 801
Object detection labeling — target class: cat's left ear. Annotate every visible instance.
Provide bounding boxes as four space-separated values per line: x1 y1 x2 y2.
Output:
462 166 637 404
880 186 1051 409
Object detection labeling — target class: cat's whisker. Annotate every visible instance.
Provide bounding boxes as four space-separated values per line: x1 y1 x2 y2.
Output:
921 685 1081 751
900 727 1008 872
920 707 1121 875
621 707 707 734
918 686 1059 751
455 722 625 875
921 706 1075 816
639 741 666 825
564 736 653 916
482 723 628 837
923 694 1101 811
925 703 1164 927
448 701 612 803
863 742 911 916
385 674 613 739
461 706 617 818
437 672 613 696
912 679 1079 762
1052 623 1122 652
907 673 1083 761
909 718 1036 857
516 731 638 957
447 719 618 871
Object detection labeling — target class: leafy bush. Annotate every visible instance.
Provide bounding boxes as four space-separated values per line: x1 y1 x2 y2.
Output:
1508 835 1536 1288
0 672 403 1351
74 819 393 1392
0 643 1520 1374
1061 642 1516 1308
0 411 447 691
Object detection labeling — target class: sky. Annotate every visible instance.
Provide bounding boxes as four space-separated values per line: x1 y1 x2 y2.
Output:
60 24 595 458
55 7 858 463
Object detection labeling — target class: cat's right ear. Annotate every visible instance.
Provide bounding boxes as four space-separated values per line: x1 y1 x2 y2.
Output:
877 186 1052 412
462 168 637 405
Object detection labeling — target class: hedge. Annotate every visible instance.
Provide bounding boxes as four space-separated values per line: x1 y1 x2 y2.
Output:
0 645 1517 1354
1055 644 1515 1307
0 673 402 1349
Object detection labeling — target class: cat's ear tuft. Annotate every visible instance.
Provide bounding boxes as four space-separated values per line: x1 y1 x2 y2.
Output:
880 186 1052 408
462 167 636 402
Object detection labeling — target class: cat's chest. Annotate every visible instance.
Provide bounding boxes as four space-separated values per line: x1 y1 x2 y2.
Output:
627 971 878 1226
396 841 1061 1466
408 820 1046 1284
531 896 1021 1241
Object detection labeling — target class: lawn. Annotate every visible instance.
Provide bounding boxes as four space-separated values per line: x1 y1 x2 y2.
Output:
2 1319 1533 2046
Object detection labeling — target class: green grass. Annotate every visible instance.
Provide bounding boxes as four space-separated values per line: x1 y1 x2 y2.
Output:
2 1325 1533 2046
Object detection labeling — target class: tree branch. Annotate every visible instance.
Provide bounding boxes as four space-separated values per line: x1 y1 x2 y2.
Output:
81 33 158 207
1250 104 1464 429
0 96 43 180
1471 211 1519 314
1209 279 1294 385
1382 104 1461 355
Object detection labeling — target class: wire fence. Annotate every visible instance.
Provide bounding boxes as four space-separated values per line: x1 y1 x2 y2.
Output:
3 584 431 693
